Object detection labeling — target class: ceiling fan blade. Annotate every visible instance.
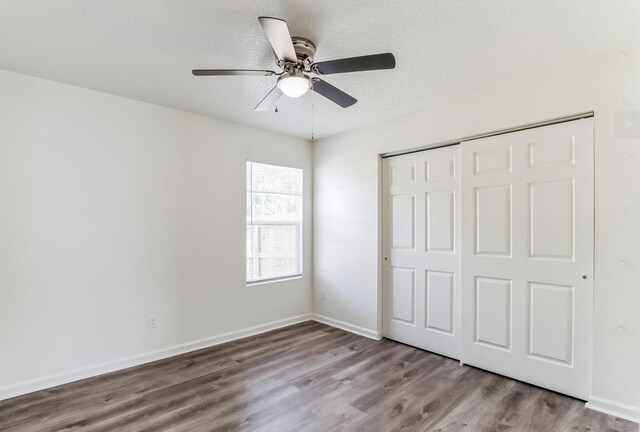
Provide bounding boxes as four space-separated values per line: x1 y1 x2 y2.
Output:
312 53 396 75
258 17 298 63
254 86 284 111
192 69 276 76
312 79 357 108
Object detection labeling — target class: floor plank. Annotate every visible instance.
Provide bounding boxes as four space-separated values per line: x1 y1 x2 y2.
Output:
0 322 636 432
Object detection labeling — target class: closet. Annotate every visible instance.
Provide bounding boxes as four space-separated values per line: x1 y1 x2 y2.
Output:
381 117 594 399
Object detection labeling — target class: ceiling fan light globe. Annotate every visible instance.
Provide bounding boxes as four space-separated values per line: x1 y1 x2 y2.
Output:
277 73 310 98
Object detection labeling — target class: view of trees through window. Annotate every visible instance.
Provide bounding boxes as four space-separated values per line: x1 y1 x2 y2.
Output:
246 162 302 282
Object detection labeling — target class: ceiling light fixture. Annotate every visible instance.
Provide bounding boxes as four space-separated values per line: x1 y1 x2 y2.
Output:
277 70 310 98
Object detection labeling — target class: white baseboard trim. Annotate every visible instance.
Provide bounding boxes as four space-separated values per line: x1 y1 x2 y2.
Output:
586 395 640 424
0 313 313 402
312 313 381 340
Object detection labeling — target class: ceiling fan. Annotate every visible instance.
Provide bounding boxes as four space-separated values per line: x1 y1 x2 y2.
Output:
192 17 396 111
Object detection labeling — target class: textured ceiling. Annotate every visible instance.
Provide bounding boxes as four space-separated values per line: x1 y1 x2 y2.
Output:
1 1 639 140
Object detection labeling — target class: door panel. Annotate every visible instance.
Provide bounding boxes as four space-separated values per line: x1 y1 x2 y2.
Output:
391 268 415 324
391 194 415 249
528 282 574 364
391 164 416 184
426 190 455 252
382 146 461 359
474 147 512 175
425 270 455 333
474 185 512 256
528 180 574 259
528 136 574 167
461 118 593 399
475 277 512 350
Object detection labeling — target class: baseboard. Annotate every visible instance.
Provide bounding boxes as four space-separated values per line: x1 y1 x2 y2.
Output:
586 395 640 424
312 313 381 340
0 313 313 402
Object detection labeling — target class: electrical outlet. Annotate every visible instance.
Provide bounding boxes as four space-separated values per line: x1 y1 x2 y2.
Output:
149 315 158 329
320 289 326 301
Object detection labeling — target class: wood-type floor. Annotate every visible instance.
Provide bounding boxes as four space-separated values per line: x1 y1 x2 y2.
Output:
1 321 637 432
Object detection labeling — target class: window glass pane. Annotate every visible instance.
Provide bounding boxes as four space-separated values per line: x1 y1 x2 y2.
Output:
258 225 296 279
246 224 299 282
250 193 299 222
250 162 302 195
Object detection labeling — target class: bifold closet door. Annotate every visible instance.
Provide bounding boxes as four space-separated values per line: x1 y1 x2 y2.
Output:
382 146 461 359
460 118 594 399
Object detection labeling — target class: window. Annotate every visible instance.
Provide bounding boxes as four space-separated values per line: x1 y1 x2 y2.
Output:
246 162 302 283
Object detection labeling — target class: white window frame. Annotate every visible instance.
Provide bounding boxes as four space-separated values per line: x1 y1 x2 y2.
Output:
246 161 303 285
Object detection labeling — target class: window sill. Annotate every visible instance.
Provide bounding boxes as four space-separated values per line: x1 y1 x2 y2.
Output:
246 274 303 286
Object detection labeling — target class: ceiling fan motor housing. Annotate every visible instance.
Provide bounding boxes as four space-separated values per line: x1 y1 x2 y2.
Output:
289 37 316 67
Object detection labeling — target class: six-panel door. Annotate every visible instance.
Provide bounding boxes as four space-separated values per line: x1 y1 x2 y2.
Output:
460 118 594 399
382 146 462 359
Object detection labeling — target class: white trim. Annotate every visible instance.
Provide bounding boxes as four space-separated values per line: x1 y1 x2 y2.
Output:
0 314 313 402
312 314 381 340
586 395 640 424
246 274 303 286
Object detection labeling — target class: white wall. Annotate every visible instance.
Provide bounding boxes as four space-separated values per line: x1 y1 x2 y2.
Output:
0 69 312 399
313 48 640 420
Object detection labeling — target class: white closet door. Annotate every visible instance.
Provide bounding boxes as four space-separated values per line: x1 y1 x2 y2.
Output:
460 118 594 399
382 146 461 359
